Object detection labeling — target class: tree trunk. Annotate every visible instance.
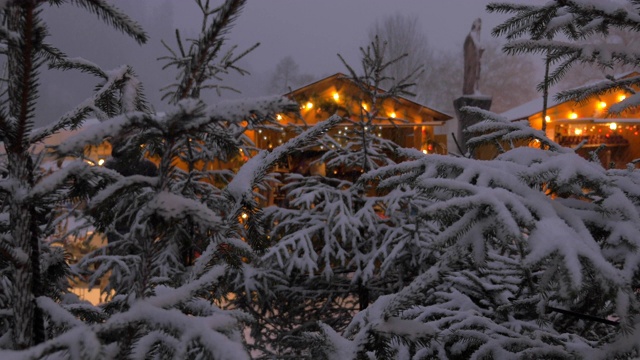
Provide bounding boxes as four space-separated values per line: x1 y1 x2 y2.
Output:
8 152 36 349
6 1 43 349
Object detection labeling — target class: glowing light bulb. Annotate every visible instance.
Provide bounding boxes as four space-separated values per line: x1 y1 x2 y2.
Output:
276 114 283 121
610 122 618 130
306 101 313 109
241 213 248 219
569 112 578 119
544 115 551 122
332 92 340 101
598 101 607 109
362 103 368 111
618 94 627 102
574 128 582 135
422 149 428 154
390 112 396 118
97 159 105 166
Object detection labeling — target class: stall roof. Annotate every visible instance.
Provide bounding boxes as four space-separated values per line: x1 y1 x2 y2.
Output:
500 71 640 122
285 73 453 122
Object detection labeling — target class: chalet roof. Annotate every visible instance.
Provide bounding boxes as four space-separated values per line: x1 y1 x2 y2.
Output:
284 73 453 121
501 71 640 121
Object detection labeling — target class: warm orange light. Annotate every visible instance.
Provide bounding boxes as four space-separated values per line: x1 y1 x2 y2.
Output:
241 213 248 219
390 112 397 118
332 92 340 101
276 114 283 121
569 112 578 119
422 149 428 154
618 94 627 102
598 101 607 109
609 122 618 130
574 128 582 135
97 159 105 166
544 115 551 122
305 101 313 109
362 103 368 111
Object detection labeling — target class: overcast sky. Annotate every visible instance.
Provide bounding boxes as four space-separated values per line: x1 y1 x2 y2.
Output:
35 0 542 126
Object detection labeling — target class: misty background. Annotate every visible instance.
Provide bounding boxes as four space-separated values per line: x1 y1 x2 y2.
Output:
36 0 614 128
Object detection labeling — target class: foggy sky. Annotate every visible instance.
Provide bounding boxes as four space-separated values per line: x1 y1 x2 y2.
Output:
35 0 542 127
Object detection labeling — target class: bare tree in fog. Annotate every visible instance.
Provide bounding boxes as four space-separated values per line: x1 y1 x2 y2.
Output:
267 55 315 94
367 13 433 103
480 40 538 113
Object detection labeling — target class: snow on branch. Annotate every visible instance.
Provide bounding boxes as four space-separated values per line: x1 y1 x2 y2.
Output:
88 174 156 207
36 297 83 328
204 96 298 127
362 149 632 294
29 160 121 200
0 326 101 360
93 265 249 359
225 114 341 202
148 264 226 308
462 106 566 152
100 302 249 360
557 75 640 114
31 65 149 144
54 111 154 155
144 191 223 231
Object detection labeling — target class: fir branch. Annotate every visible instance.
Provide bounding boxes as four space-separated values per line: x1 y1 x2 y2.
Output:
48 57 108 80
65 0 148 44
31 66 150 145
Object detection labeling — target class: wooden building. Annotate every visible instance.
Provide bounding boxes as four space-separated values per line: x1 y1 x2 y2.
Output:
250 73 452 168
501 71 640 168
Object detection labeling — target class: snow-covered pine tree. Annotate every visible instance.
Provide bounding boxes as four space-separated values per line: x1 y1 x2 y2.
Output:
320 35 423 175
0 0 148 352
0 0 339 358
488 0 640 118
15 0 338 359
229 36 432 358
310 108 640 359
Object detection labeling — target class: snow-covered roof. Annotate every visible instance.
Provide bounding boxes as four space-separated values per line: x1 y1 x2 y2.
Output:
501 71 640 121
285 73 453 121
500 96 562 122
